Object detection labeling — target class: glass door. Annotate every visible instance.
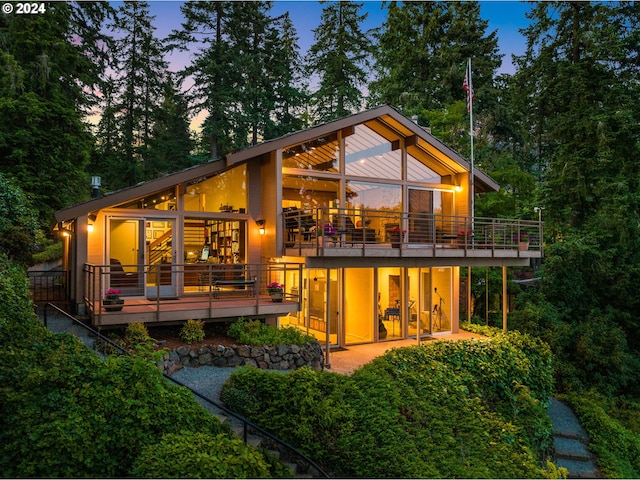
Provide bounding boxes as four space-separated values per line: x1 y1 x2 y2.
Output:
145 218 177 299
108 218 145 296
408 188 434 244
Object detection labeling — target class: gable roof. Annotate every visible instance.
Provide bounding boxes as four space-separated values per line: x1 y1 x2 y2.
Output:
55 105 498 223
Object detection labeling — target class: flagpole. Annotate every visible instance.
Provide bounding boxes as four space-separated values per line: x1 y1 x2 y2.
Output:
466 58 475 325
467 57 475 230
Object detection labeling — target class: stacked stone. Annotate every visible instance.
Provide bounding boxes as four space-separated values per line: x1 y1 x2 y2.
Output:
159 341 324 375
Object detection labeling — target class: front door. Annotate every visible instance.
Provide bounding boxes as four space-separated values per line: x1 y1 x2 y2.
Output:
108 218 145 296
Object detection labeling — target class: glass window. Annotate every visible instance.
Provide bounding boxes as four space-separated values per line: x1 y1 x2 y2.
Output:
346 181 401 211
378 267 403 340
283 134 339 172
345 125 401 179
407 152 442 183
282 175 339 209
184 164 247 213
116 188 177 210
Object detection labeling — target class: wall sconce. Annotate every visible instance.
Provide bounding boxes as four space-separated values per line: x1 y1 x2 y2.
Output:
256 219 265 235
88 224 94 233
455 185 462 192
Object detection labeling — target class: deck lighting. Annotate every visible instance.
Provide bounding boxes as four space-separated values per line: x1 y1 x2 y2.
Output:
256 219 266 235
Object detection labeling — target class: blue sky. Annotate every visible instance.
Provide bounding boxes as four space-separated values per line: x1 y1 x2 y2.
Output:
150 1 532 75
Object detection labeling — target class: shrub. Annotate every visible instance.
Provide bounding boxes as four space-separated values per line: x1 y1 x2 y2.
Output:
222 335 555 478
0 258 290 478
227 318 316 346
125 322 151 344
180 319 205 344
130 431 291 478
564 392 640 478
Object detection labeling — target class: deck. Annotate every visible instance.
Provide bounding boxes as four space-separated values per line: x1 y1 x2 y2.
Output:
90 295 300 327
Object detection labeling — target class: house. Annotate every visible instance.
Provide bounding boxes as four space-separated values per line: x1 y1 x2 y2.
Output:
55 105 542 349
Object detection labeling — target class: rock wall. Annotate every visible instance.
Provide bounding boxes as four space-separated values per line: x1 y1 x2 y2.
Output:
160 341 324 375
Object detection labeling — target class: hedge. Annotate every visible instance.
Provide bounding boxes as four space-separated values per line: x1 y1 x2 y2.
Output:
221 329 556 478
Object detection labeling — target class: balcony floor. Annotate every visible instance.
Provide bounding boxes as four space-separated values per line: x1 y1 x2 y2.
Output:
91 295 300 327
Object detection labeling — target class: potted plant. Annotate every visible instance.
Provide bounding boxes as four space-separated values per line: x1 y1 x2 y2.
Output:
103 288 124 311
387 226 406 248
517 233 530 251
266 282 284 302
321 223 338 246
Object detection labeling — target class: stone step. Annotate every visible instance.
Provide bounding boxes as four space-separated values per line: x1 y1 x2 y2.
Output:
553 436 591 462
556 457 599 479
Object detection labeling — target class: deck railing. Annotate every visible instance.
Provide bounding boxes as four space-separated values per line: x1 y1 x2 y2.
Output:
83 262 303 318
283 207 543 254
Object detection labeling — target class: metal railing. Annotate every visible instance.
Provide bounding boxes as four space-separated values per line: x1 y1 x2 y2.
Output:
42 303 328 478
283 206 543 254
28 269 70 304
83 262 303 320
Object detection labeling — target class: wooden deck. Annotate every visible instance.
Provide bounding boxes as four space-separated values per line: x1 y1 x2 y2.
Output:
90 295 300 327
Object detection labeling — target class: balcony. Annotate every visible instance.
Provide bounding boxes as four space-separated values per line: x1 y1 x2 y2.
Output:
83 262 302 327
283 207 542 265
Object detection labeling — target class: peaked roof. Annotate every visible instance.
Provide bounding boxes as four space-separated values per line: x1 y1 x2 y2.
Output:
55 105 498 223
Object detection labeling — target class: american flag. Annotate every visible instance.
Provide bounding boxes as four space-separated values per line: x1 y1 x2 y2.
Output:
463 59 474 112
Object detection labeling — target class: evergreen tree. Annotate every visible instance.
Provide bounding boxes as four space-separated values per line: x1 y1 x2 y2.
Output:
369 1 501 119
266 12 308 137
305 0 372 122
107 0 168 187
168 1 236 160
0 2 111 225
513 1 640 393
146 75 194 177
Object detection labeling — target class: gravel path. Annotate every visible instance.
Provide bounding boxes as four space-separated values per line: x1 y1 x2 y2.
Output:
170 365 237 403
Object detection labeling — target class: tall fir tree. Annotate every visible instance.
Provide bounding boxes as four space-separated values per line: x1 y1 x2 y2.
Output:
369 1 501 119
513 1 640 393
0 2 111 225
305 0 372 123
107 0 168 187
169 1 236 160
146 74 194 177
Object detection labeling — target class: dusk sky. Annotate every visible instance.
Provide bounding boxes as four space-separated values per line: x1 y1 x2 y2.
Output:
145 1 533 75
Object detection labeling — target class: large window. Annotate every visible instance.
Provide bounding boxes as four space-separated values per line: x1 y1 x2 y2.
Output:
345 125 401 179
184 164 247 213
283 134 339 172
282 175 339 209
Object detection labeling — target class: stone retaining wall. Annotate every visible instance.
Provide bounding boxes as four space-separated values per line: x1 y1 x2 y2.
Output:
160 341 324 375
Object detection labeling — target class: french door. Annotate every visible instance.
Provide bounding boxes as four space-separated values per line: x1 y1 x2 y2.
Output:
108 217 176 298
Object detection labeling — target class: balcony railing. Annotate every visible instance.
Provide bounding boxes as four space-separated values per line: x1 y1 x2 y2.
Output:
283 207 542 255
83 262 303 324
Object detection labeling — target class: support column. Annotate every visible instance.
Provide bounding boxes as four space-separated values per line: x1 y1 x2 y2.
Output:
502 265 508 331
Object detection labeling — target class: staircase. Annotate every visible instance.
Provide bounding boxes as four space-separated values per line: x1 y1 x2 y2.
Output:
548 398 600 478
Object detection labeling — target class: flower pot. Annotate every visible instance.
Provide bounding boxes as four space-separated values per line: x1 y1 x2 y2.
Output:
103 298 124 312
269 291 283 302
519 241 529 251
390 233 403 248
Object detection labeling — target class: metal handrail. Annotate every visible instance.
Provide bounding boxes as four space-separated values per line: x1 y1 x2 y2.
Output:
42 303 329 478
83 262 304 321
283 206 543 253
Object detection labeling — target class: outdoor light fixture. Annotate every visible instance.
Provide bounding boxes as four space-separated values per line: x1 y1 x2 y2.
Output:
455 185 462 192
256 219 265 235
88 224 94 233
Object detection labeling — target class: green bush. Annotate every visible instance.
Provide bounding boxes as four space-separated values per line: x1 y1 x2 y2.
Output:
222 333 555 478
564 392 640 478
180 319 205 344
125 321 151 344
130 431 291 478
227 318 316 346
0 259 285 478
